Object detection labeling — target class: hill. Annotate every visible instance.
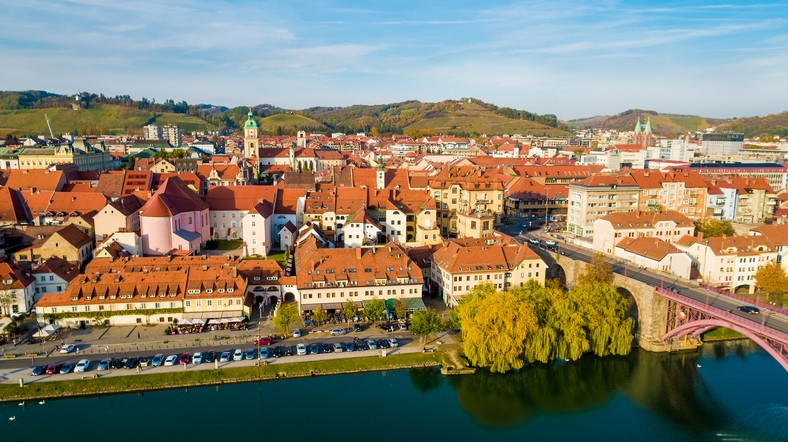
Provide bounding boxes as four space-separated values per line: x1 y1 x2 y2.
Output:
569 109 727 137
715 111 788 138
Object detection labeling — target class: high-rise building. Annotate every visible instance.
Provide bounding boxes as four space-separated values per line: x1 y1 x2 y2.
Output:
162 125 182 147
143 124 162 140
701 133 744 157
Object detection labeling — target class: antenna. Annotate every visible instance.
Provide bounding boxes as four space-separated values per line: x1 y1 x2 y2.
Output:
44 114 54 139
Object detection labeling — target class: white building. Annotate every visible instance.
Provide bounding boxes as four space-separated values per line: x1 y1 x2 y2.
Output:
592 210 695 254
614 237 692 279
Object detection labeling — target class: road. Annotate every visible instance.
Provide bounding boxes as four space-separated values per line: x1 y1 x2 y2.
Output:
507 225 788 338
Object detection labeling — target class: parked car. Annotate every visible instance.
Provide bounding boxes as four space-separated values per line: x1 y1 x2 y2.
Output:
259 347 270 359
344 342 355 352
529 238 539 245
357 340 369 351
333 342 344 353
31 365 47 376
353 324 362 332
545 240 556 247
179 353 191 365
98 359 110 371
737 305 760 314
60 362 75 374
203 351 216 363
233 349 244 361
110 358 123 369
330 328 346 336
60 344 76 354
309 343 321 354
270 346 283 358
123 357 138 369
389 338 399 348
219 351 232 363
74 359 90 373
45 364 61 375
292 329 302 338
193 352 203 365
246 348 257 360
253 337 272 346
164 355 178 366
322 343 333 353
367 339 378 350
296 343 307 356
139 356 151 368
151 354 164 367
378 339 390 349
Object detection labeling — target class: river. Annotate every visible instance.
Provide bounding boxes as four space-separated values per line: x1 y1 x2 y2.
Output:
1 341 786 441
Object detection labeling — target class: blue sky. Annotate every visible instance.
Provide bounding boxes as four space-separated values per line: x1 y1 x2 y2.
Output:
1 0 786 120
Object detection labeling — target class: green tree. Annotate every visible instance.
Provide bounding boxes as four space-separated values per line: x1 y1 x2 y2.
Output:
0 291 14 316
576 253 613 285
569 282 634 357
170 148 186 158
311 307 328 326
153 149 168 159
409 308 445 345
272 302 301 335
342 299 357 324
3 320 18 336
363 297 386 323
755 261 788 305
694 219 735 238
393 298 408 320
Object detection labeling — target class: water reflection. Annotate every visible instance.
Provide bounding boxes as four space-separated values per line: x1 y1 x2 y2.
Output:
441 347 730 432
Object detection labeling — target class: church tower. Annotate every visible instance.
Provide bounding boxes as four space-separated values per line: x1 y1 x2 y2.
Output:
243 109 259 159
376 155 385 190
289 142 296 171
633 116 653 148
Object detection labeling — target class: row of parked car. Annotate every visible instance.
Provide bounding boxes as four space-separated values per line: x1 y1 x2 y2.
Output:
30 337 401 376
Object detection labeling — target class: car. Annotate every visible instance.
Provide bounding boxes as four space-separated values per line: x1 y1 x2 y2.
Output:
529 238 539 245
151 354 164 367
179 353 191 365
60 362 75 374
233 349 244 361
31 365 47 376
203 351 216 363
139 356 150 367
253 337 272 346
292 329 302 338
333 342 343 353
110 358 124 370
330 328 346 336
97 359 110 371
309 343 321 354
283 346 295 356
296 343 307 355
737 305 760 314
74 359 90 373
193 352 203 365
399 322 408 331
219 351 232 363
357 340 369 351
344 342 355 352
60 344 77 354
45 364 61 375
123 357 138 369
545 240 556 247
389 338 399 348
246 348 257 360
367 339 378 350
164 355 178 366
378 339 390 349
270 346 283 358
353 324 362 332
322 343 333 353
259 347 270 359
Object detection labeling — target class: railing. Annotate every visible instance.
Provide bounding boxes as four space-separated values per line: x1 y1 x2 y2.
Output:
655 286 788 343
698 283 788 316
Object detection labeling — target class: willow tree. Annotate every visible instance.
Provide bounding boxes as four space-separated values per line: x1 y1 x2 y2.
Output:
457 283 539 373
577 254 613 285
569 282 634 356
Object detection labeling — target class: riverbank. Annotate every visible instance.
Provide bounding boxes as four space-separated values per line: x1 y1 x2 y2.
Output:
0 352 451 403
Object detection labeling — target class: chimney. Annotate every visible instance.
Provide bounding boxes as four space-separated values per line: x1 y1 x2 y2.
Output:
232 266 237 278
356 247 362 260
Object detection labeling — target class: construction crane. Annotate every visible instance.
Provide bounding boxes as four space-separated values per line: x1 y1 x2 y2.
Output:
44 114 54 139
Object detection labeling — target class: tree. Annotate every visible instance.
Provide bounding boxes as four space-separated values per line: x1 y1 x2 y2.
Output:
569 282 634 357
342 299 357 324
577 253 613 286
694 219 735 238
363 297 386 323
3 321 18 336
409 308 445 345
170 148 186 159
755 261 788 305
311 307 328 326
272 302 301 335
0 291 15 316
393 298 408 320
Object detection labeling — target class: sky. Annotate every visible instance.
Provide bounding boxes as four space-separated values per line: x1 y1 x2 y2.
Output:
1 0 787 120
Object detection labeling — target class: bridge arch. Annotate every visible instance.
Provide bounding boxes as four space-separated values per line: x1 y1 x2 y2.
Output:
663 319 788 372
546 263 566 287
616 287 640 334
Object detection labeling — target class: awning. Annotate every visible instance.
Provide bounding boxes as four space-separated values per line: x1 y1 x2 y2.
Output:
34 324 60 338
406 297 427 311
183 311 244 319
227 317 245 323
179 319 192 325
191 318 206 325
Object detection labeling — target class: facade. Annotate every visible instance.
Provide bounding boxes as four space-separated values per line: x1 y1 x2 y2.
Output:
162 125 182 147
139 176 210 256
592 210 695 254
242 201 274 256
567 175 640 237
144 124 162 140
700 132 744 157
431 233 545 306
613 237 692 279
428 167 505 236
630 170 708 218
31 256 79 298
455 210 495 239
0 262 35 315
93 194 144 243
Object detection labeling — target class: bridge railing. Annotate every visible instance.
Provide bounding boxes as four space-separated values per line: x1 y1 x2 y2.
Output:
655 286 788 343
698 283 788 316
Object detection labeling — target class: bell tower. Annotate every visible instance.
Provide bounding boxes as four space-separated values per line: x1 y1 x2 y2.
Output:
243 109 259 159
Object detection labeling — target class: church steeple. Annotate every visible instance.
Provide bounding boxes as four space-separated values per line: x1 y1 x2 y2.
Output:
243 108 259 159
644 117 652 134
634 117 642 134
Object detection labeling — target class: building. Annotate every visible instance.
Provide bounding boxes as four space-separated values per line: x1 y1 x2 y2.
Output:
143 125 162 140
0 262 35 315
343 207 384 247
243 111 259 160
592 210 695 254
162 125 182 147
630 170 708 218
700 132 744 157
567 175 640 237
31 256 80 298
455 210 495 239
139 176 210 256
11 224 94 266
93 194 144 244
431 233 545 306
613 237 692 279
428 167 505 236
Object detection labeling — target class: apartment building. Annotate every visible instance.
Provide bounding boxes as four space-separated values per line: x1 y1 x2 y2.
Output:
630 170 708 219
592 210 695 254
567 175 640 237
428 167 504 236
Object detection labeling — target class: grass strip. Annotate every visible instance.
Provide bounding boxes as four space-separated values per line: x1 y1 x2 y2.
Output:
0 352 450 403
701 328 744 341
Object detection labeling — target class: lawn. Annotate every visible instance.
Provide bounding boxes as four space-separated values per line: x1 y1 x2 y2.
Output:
701 327 744 341
204 240 243 250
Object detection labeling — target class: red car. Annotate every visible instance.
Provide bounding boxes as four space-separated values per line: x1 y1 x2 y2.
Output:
253 337 272 346
179 353 191 364
45 364 61 375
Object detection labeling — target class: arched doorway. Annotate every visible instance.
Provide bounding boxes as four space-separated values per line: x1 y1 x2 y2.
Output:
284 292 296 303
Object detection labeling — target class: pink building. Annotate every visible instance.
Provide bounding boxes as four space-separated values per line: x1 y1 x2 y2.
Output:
139 176 210 256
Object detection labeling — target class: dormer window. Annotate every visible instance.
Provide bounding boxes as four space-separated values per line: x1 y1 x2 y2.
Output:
227 288 234 293
218 289 225 294
253 276 261 281
2 279 12 285
206 289 213 294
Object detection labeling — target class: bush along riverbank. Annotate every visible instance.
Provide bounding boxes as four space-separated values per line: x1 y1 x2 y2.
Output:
0 352 451 403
